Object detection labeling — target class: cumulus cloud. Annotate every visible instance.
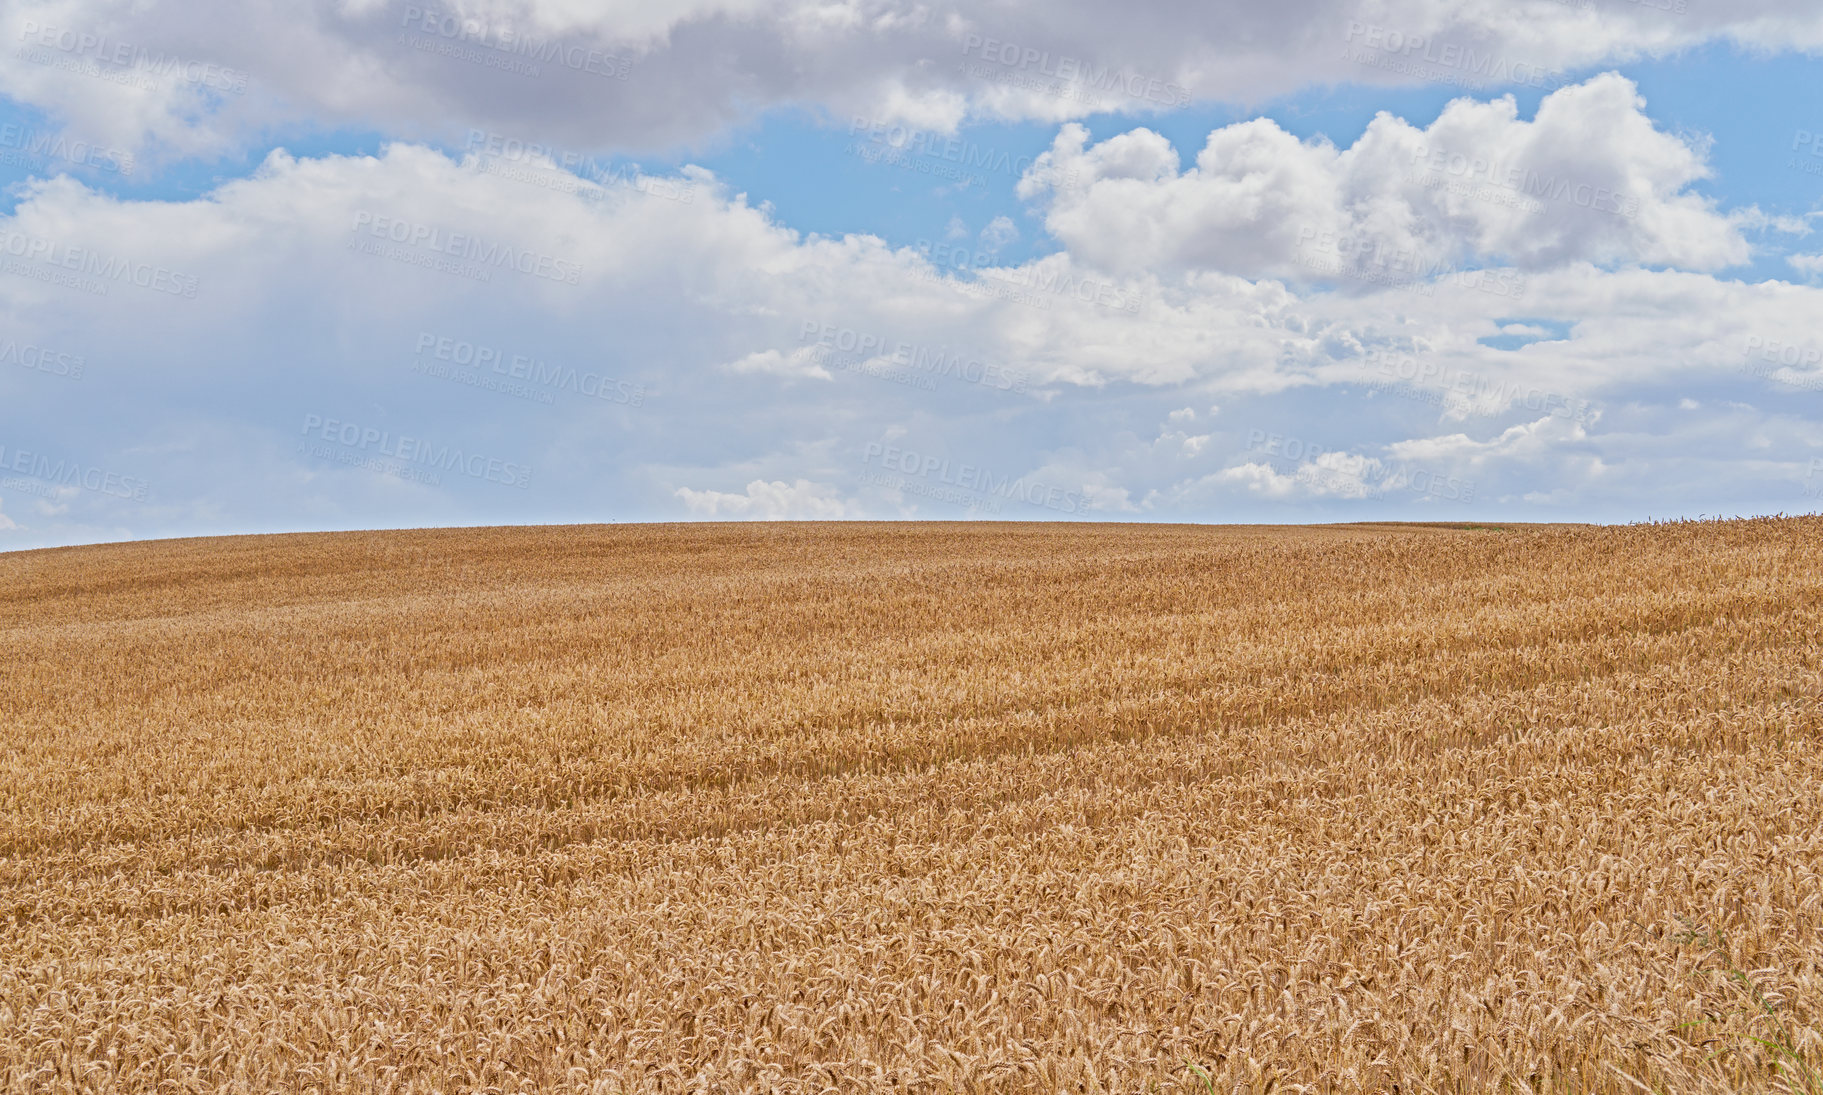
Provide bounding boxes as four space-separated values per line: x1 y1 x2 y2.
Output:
1789 252 1823 278
1385 413 1590 464
0 139 1177 539
725 348 833 380
3 97 1822 546
1209 450 1387 501
977 214 1019 252
675 478 851 518
5 1 1823 160
1018 74 1755 283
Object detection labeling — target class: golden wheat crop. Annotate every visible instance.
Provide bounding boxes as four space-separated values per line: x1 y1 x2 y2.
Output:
2 518 1820 1094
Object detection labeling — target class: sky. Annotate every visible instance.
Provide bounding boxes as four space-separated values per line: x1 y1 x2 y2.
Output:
1 0 1821 548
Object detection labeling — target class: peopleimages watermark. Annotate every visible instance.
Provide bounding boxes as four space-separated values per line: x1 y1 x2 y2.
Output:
298 414 533 489
1743 334 1823 392
0 122 133 176
844 117 1075 188
798 321 1028 394
463 129 695 204
348 212 583 286
398 7 631 81
0 230 200 298
1341 23 1568 92
1 339 85 381
1406 146 1640 221
861 442 1090 515
1790 130 1823 179
16 20 248 93
1244 429 1476 503
1295 227 1527 300
917 241 1146 313
0 443 149 502
957 34 1189 108
1361 348 1596 425
412 331 645 408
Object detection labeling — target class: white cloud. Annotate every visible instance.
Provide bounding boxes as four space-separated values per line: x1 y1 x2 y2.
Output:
675 478 851 518
1385 413 1589 464
725 348 833 380
1018 74 1755 281
1193 449 1413 503
978 214 1019 252
3 106 1823 546
6 1 1823 160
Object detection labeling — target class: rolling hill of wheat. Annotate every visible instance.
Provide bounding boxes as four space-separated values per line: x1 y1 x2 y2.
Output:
2 518 1820 1093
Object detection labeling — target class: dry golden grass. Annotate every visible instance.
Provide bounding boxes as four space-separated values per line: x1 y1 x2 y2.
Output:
2 518 1820 1094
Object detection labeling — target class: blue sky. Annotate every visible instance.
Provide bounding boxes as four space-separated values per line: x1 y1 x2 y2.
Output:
2 2 1821 546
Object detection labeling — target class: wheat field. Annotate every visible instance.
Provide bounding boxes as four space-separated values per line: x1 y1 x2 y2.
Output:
2 518 1820 1094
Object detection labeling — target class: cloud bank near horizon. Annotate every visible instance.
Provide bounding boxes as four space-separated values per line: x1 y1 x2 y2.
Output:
2 3 1821 546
